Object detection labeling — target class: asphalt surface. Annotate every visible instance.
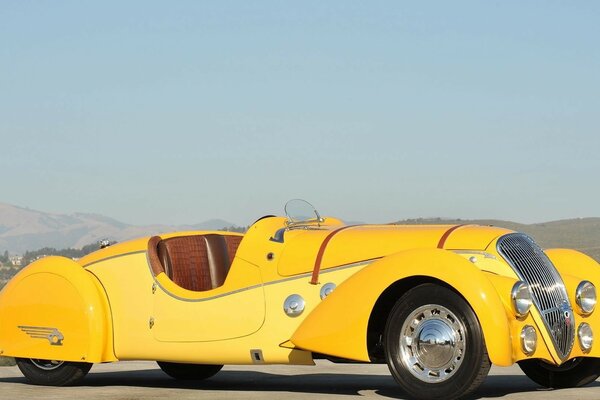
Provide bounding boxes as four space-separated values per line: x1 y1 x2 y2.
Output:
1 360 600 400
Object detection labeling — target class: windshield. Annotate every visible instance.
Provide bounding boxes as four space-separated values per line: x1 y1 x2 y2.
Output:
284 199 323 227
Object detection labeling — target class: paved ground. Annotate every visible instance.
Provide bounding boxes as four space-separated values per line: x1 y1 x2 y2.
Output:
1 360 600 400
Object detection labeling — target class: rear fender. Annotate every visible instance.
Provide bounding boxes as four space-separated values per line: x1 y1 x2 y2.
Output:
0 256 116 363
290 248 512 365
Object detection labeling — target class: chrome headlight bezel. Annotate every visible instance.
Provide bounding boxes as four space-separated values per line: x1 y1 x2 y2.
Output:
578 322 593 352
520 325 537 356
512 281 533 318
576 281 596 316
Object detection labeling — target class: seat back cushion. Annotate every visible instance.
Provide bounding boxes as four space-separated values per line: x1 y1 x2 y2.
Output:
204 234 231 288
162 236 211 292
224 235 243 261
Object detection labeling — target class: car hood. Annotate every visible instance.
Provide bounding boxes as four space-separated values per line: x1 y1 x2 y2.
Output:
277 224 513 276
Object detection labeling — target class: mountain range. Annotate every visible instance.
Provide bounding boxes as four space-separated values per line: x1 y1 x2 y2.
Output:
0 203 236 254
1 202 599 263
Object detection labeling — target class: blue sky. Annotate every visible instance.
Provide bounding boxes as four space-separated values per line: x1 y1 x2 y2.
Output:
1 1 598 226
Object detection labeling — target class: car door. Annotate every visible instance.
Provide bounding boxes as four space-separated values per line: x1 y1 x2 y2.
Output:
151 258 265 342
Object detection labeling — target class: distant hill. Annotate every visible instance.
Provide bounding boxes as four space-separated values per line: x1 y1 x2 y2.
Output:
393 217 600 262
0 203 237 254
1 202 598 263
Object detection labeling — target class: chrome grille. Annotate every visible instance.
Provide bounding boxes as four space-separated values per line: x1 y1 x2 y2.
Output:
497 233 574 360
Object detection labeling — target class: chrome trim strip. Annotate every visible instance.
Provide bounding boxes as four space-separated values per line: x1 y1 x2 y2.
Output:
82 250 147 268
149 256 377 303
452 250 497 259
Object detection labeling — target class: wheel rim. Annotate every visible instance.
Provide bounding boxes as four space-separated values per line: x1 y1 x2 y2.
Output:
398 304 466 383
30 359 64 371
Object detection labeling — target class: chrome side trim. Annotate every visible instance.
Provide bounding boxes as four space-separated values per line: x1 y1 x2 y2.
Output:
82 250 147 268
451 250 497 259
148 255 377 303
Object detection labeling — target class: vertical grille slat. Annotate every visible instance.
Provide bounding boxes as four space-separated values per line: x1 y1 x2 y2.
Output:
497 233 575 360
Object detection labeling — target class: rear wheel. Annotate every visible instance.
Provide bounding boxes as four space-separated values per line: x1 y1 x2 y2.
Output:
15 358 92 386
384 283 490 400
157 361 223 380
518 357 600 388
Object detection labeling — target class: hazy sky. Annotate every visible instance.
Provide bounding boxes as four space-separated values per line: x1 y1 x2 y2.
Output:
1 2 598 226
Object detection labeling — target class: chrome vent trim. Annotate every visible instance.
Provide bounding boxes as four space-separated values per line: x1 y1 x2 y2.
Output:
497 233 575 360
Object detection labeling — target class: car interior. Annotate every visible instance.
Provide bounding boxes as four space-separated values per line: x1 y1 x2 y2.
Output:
147 234 243 292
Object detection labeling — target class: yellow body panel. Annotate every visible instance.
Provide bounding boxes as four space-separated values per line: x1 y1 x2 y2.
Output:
277 223 512 277
290 248 514 365
79 237 149 266
152 260 265 342
443 225 512 250
0 257 115 362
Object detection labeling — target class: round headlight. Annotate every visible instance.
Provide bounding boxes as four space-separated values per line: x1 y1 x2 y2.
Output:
578 322 593 352
512 281 533 317
576 281 596 315
521 325 537 356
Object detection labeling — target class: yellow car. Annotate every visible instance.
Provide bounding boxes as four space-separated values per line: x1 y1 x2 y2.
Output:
1 199 599 400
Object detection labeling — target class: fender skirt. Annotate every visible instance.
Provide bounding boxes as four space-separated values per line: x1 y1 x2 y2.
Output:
0 256 116 363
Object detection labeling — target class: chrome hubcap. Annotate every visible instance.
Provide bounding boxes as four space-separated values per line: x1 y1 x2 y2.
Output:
30 359 64 371
399 304 466 383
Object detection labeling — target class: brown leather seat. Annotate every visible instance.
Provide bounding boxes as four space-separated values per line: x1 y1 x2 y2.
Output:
224 235 243 262
147 234 242 292
204 234 230 288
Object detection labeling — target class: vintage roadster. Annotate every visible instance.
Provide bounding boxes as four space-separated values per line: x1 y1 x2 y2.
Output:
1 199 600 399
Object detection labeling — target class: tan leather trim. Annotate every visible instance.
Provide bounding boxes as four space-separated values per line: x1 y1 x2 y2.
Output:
437 225 468 249
204 234 230 288
311 225 359 285
147 236 165 275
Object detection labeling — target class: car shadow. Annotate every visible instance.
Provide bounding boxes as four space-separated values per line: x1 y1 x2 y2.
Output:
1 369 600 399
379 373 600 399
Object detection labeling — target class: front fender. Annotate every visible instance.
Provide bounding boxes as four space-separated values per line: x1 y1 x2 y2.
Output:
545 248 600 282
290 248 513 365
0 256 115 363
546 248 600 315
544 249 600 359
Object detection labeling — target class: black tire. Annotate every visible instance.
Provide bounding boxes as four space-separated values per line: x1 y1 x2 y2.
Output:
518 357 600 388
15 358 92 386
157 361 223 380
384 283 490 400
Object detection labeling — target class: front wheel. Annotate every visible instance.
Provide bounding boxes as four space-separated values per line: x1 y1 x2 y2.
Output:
384 283 491 400
519 357 600 388
157 361 223 380
15 358 92 386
